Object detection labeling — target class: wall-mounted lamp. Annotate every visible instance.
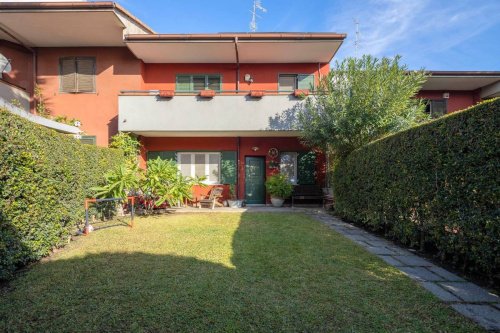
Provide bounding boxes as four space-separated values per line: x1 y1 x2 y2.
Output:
251 146 259 152
443 92 450 99
244 73 254 83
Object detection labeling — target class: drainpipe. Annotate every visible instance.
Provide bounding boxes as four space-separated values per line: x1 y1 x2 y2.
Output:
234 37 240 92
236 136 241 199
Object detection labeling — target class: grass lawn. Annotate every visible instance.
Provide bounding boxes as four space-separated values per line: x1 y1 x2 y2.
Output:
0 213 480 332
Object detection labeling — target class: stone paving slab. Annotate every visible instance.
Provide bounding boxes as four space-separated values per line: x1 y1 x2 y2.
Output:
451 304 500 331
419 282 461 302
306 210 500 331
392 254 433 267
399 266 444 282
440 282 500 303
427 266 465 282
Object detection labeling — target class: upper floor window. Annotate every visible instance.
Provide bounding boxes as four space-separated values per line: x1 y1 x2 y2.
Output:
278 74 314 91
59 57 96 93
176 74 222 92
424 99 447 118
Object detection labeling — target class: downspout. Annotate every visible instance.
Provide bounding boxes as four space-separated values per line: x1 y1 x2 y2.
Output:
234 37 240 92
236 136 241 199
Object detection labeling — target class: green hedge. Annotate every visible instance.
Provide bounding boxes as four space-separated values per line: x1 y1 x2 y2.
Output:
333 98 499 279
0 108 124 279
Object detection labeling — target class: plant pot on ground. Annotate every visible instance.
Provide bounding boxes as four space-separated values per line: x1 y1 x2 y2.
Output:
226 184 243 208
265 173 293 207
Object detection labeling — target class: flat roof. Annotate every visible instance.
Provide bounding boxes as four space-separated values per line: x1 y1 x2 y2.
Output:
125 33 346 64
0 1 153 47
422 71 500 91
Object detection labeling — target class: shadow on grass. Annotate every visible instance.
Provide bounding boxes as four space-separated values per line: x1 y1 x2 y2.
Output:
0 213 479 332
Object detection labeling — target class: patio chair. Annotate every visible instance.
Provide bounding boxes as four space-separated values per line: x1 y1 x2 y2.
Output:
199 187 224 209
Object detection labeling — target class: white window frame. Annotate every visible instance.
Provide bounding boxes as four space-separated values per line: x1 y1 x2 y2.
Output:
177 152 221 184
280 152 298 185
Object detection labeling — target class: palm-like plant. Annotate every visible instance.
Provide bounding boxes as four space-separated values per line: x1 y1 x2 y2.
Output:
92 163 141 199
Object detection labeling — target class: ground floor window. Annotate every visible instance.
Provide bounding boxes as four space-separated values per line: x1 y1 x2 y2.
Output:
424 99 448 118
178 152 220 184
280 152 298 184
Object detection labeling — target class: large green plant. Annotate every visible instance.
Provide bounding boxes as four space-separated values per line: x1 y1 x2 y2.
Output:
265 173 293 198
92 163 141 199
299 55 428 159
332 98 499 281
109 132 141 164
142 158 204 209
0 108 124 279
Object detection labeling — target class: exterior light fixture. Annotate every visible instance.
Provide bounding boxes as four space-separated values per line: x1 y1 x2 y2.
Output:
443 92 450 99
251 146 259 152
244 74 254 83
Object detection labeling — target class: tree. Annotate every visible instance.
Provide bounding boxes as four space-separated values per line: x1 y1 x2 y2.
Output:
299 55 428 160
109 132 141 165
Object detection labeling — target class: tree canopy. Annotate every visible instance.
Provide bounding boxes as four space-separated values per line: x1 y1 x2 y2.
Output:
299 55 428 159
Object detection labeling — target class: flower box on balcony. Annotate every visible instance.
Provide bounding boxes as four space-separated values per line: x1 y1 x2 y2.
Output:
199 90 216 98
158 90 175 98
249 90 265 98
294 89 310 97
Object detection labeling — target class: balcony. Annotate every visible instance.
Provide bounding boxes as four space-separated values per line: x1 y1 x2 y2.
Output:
118 90 306 137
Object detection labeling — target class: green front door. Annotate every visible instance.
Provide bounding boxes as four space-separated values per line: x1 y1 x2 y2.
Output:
245 156 265 204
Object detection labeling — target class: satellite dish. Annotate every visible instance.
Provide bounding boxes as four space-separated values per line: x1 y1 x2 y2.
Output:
0 53 12 75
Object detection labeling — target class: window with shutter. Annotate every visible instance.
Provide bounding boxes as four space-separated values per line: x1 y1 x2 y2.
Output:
220 151 237 185
297 151 316 185
175 74 222 92
79 135 96 145
59 57 95 93
176 75 191 92
297 74 314 90
76 58 95 92
60 58 77 93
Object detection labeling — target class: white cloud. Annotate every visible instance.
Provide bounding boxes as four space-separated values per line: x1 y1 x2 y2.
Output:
328 0 500 68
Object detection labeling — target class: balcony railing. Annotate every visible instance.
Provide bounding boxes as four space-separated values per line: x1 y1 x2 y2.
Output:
118 90 307 136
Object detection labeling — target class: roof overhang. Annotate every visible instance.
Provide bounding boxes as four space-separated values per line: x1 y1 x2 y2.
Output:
422 71 500 91
0 2 153 47
124 33 346 63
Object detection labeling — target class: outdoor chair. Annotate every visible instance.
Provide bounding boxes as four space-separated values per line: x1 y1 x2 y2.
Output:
199 187 224 209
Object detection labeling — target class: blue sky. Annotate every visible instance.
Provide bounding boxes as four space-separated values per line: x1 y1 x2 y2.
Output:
119 0 500 70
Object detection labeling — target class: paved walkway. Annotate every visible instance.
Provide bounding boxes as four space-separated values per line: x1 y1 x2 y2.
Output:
305 210 500 331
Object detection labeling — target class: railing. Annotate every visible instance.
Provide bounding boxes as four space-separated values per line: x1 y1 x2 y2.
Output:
118 91 305 135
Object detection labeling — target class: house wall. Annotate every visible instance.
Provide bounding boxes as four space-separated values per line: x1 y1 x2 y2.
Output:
0 40 33 99
141 63 330 91
35 47 142 146
141 136 325 203
417 90 481 113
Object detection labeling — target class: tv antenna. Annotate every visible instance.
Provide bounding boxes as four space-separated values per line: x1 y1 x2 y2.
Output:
354 18 360 57
250 0 267 32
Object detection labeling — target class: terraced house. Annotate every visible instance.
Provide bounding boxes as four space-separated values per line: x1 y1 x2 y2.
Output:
1 1 499 203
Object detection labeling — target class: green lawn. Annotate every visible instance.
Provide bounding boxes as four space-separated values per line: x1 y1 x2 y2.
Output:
0 213 480 332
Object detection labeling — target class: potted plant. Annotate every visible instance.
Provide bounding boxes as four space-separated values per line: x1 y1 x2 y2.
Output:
265 173 293 207
226 184 243 208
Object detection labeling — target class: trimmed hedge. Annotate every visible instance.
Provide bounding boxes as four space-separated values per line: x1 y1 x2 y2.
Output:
0 108 124 279
333 98 499 279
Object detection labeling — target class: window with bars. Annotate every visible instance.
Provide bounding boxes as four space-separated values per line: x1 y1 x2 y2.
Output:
59 57 96 93
177 152 220 184
175 74 222 92
278 74 315 91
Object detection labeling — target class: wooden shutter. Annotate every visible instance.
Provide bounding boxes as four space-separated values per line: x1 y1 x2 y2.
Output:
279 74 296 91
60 58 76 93
76 58 95 92
297 151 316 185
79 135 96 145
297 74 314 90
176 75 191 91
220 151 237 184
192 76 206 91
207 75 221 91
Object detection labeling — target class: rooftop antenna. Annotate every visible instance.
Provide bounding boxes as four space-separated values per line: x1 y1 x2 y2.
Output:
354 18 360 57
250 0 267 32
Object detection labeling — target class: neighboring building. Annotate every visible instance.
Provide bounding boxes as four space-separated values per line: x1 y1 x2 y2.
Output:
0 2 499 203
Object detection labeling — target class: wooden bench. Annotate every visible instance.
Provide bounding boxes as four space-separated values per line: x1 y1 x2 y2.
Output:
291 185 323 207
